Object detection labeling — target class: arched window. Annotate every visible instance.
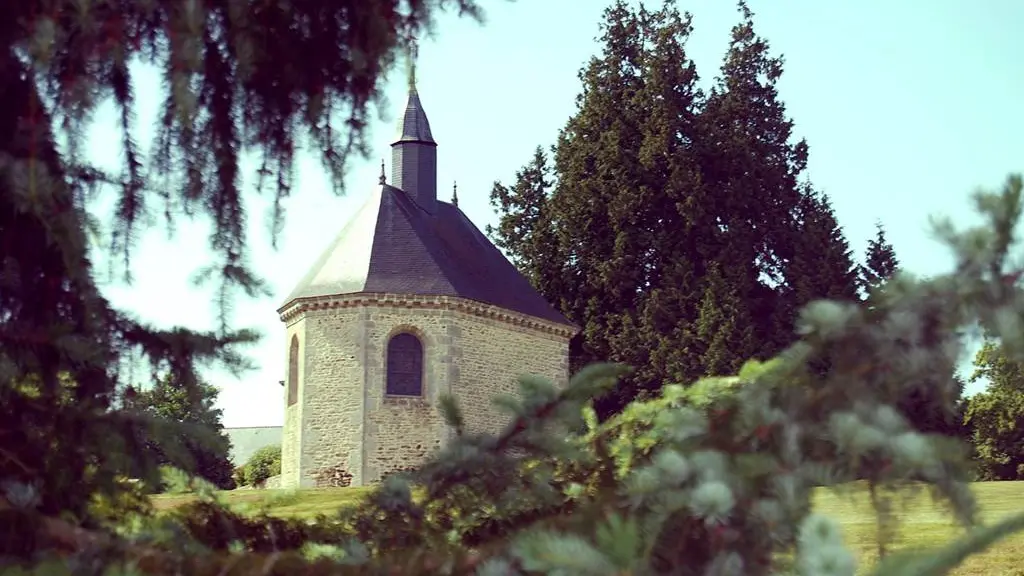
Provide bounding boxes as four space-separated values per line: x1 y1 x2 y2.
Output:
287 335 299 406
386 332 424 396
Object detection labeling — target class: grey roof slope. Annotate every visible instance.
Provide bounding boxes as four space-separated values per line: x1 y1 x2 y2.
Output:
281 185 573 327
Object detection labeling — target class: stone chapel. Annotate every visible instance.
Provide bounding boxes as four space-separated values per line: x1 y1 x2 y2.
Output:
275 73 578 489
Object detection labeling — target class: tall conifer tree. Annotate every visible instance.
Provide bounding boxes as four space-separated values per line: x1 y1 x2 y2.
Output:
693 1 807 356
487 147 577 330
784 189 861 310
547 1 709 413
491 1 864 417
860 221 901 296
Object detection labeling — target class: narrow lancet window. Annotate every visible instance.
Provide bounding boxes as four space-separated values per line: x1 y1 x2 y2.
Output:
386 332 424 396
287 335 299 406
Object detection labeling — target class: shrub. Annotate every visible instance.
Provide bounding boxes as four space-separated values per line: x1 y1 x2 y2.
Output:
232 465 247 488
242 446 282 487
7 175 1024 576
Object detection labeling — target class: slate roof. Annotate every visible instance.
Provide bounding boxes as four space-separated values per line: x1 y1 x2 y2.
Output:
281 79 573 328
281 184 573 326
393 87 435 145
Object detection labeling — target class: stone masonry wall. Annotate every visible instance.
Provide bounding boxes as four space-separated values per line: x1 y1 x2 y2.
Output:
450 311 570 437
362 308 450 483
280 319 305 489
295 307 366 488
280 295 575 487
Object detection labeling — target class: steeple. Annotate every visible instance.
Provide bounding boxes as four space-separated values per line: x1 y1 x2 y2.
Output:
391 41 438 213
451 181 458 206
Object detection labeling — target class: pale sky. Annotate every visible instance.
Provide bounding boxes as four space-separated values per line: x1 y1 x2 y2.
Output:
83 0 1023 427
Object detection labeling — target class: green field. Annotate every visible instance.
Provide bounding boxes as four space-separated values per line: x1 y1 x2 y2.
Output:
152 481 1024 575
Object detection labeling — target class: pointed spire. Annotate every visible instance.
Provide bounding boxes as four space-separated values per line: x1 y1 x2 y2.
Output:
392 39 434 145
452 181 458 206
379 159 386 184
391 37 437 214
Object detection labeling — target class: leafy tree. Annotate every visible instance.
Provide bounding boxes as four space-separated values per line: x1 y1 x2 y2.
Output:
132 374 236 490
860 220 901 296
241 445 282 487
965 340 1024 480
1 0 484 521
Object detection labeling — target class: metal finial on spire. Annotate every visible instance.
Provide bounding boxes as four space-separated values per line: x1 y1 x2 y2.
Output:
379 159 386 184
407 41 418 91
452 181 458 206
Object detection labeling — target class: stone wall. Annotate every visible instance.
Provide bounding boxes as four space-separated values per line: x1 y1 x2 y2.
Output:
279 319 305 489
280 294 575 488
450 312 570 437
361 310 450 482
294 307 366 488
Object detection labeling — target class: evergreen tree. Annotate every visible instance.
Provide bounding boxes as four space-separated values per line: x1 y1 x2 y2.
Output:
547 0 709 415
487 146 563 297
1 0 483 520
620 0 713 394
548 0 649 373
695 2 862 351
133 374 236 490
490 1 863 417
860 220 901 296
783 189 861 312
693 263 756 376
691 1 804 358
853 222 952 437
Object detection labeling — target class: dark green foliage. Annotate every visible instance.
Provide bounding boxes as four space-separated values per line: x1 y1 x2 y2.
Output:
487 146 558 292
693 264 756 377
853 227 966 441
861 221 901 296
171 500 324 552
489 1 862 417
1 0 482 524
6 174 1024 576
132 374 236 490
5 0 1024 572
242 445 282 487
782 190 861 313
965 340 1024 480
895 372 968 442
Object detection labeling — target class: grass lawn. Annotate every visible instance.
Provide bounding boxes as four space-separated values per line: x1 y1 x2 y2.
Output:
152 481 1024 575
813 481 1024 575
151 486 375 518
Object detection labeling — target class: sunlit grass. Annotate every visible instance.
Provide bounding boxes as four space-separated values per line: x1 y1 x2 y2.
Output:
150 486 376 518
813 481 1024 575
150 481 1024 574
